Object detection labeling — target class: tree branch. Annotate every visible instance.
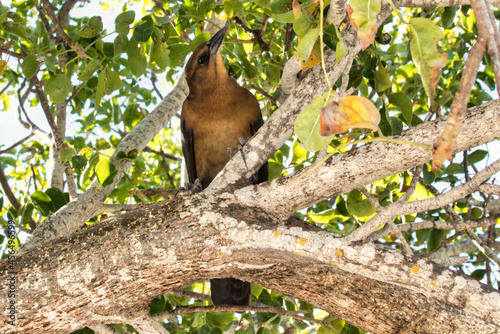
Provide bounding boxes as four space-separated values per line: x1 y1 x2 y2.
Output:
18 75 189 254
2 197 499 333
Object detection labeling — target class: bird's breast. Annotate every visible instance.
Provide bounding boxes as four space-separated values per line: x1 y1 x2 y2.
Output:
182 94 258 186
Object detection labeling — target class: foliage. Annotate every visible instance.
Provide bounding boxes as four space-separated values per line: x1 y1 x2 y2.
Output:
0 0 498 333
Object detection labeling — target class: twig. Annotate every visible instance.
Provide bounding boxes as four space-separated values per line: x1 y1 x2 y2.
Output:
0 162 21 210
466 228 500 267
347 159 500 243
40 0 89 59
30 75 78 199
0 134 33 154
58 0 80 25
367 217 498 242
151 69 164 100
37 3 59 44
31 164 38 191
471 0 500 97
431 37 486 171
232 16 270 51
0 79 14 95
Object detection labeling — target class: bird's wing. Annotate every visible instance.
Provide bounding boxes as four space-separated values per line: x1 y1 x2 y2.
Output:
251 115 268 184
181 118 197 184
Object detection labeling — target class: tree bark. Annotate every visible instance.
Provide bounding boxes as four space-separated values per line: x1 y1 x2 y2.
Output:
1 195 499 333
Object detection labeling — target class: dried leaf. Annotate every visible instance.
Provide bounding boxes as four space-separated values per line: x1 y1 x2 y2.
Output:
347 0 381 50
320 96 380 136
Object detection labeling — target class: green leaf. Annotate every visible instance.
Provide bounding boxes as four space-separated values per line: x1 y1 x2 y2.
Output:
374 61 391 92
152 43 170 69
127 40 147 77
104 67 122 94
95 69 105 111
409 17 447 100
113 34 127 57
389 92 413 125
427 228 446 252
95 158 118 186
45 187 68 211
273 10 295 23
295 91 335 152
78 59 102 82
78 26 98 38
45 56 57 73
44 74 72 103
250 0 270 10
89 16 103 31
116 10 136 25
467 150 488 165
297 28 319 61
8 23 29 40
293 3 316 37
60 146 75 163
206 312 234 328
71 155 87 171
95 138 111 150
31 191 55 216
20 203 34 226
168 43 192 66
21 54 39 79
133 15 154 42
441 6 457 29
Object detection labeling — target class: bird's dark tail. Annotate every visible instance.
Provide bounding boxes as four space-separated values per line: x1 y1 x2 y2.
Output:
210 278 251 306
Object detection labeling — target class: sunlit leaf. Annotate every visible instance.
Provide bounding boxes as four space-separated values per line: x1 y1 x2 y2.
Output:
320 96 380 136
95 158 118 186
295 91 336 152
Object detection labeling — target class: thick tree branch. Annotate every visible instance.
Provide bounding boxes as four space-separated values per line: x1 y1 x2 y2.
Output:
2 196 499 333
18 76 189 254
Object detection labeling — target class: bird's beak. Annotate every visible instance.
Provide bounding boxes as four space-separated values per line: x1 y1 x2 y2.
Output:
207 26 228 55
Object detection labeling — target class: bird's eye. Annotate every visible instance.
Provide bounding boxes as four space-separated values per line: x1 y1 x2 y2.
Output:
197 57 206 64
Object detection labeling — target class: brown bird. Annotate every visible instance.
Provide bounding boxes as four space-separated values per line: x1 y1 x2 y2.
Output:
181 26 268 306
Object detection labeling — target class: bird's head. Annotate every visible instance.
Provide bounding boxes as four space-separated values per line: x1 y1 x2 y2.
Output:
184 26 229 89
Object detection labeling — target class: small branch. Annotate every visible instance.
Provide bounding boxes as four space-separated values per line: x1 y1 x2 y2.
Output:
466 228 500 267
479 184 500 196
0 79 14 96
30 75 77 199
40 0 89 59
471 0 500 97
66 83 84 104
0 162 21 210
283 23 293 57
232 16 270 51
432 256 469 267
0 134 33 154
37 3 59 44
432 37 486 171
151 69 164 100
346 158 500 243
367 217 498 242
0 46 26 59
58 0 80 25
